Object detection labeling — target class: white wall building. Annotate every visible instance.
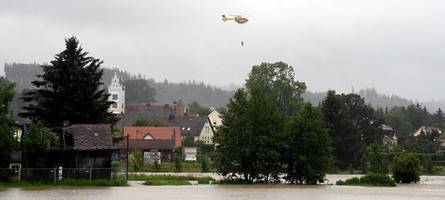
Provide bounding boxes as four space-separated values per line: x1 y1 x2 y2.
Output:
108 72 125 114
208 110 223 127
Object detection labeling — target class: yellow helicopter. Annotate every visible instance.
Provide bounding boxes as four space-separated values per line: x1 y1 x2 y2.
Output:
222 15 248 24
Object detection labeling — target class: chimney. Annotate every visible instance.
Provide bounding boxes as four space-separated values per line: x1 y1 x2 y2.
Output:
175 99 185 116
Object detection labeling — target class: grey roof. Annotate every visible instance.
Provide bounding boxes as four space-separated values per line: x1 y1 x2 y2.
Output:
381 124 394 131
125 103 175 116
118 112 207 137
63 124 113 151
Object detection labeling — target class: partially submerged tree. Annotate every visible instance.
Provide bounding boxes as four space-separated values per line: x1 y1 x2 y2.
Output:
215 62 330 184
283 103 330 184
392 152 421 183
321 91 382 170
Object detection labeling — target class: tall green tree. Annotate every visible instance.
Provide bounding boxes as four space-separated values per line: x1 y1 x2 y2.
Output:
214 89 250 180
187 101 211 116
246 62 306 115
124 79 156 104
215 88 285 182
21 121 54 168
283 103 330 184
367 142 388 174
321 91 382 170
0 78 17 168
431 108 445 129
20 36 115 127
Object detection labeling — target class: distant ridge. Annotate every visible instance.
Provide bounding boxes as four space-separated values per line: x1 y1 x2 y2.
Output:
3 63 444 112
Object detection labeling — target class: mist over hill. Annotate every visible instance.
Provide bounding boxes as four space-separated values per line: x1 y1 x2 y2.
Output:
3 63 444 112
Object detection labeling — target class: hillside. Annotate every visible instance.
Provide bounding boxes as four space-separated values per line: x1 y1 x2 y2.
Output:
3 63 443 112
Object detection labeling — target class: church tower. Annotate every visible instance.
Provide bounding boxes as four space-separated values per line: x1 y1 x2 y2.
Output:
108 72 125 114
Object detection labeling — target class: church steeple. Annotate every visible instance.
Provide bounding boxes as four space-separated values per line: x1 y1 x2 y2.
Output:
108 72 125 114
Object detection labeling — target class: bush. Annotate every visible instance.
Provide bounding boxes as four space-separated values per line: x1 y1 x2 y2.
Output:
392 152 421 183
135 175 215 185
201 156 210 172
174 155 182 172
152 161 161 172
129 150 144 172
336 174 396 187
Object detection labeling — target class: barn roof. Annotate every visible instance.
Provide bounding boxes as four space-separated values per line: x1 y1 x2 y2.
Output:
63 124 113 151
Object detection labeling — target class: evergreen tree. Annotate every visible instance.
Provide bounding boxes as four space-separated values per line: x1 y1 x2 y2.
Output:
0 78 17 168
124 79 156 104
214 89 254 181
367 142 388 174
321 90 382 170
187 101 211 116
283 103 330 184
20 36 115 127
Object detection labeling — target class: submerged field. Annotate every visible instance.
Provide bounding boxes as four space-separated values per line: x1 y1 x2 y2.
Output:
1 177 445 200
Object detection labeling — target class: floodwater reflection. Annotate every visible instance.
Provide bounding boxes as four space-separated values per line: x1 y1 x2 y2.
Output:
1 175 445 200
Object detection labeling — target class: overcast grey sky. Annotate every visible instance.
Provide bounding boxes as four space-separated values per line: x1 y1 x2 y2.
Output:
1 0 444 101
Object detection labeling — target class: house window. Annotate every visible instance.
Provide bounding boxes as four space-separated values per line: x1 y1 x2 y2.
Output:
112 94 118 100
205 127 209 133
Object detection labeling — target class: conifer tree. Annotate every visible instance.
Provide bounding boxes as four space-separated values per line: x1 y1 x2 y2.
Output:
21 36 115 126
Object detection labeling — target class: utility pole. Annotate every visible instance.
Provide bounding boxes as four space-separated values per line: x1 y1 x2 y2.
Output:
126 135 129 182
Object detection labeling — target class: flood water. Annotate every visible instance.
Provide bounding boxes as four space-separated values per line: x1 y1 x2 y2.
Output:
1 175 445 200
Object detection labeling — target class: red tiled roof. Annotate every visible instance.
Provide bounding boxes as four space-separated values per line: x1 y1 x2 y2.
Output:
123 126 181 148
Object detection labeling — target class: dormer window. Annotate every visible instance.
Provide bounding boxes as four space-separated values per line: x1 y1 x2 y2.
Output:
144 133 154 140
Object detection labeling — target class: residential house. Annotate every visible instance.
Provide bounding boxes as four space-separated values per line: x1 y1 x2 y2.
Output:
120 126 181 162
118 113 215 144
413 126 443 137
123 126 181 148
381 124 397 147
208 109 222 129
115 139 175 163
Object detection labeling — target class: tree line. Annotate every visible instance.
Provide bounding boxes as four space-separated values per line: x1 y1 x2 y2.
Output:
215 62 445 184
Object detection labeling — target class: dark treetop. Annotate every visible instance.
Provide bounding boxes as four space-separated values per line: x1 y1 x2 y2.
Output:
20 36 115 127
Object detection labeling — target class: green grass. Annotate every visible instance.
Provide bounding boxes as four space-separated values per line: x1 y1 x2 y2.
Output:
113 161 216 172
128 174 215 186
336 174 396 187
0 179 128 190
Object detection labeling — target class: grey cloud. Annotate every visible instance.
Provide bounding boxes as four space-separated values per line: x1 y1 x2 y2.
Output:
1 0 445 101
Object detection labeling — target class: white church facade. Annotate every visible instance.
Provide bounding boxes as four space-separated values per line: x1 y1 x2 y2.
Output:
108 73 125 114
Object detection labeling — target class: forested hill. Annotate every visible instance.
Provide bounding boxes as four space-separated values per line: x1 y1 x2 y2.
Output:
3 63 444 111
3 63 233 108
303 88 414 109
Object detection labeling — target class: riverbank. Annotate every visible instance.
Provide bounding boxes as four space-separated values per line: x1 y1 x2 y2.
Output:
2 180 445 200
129 174 215 185
0 179 127 190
